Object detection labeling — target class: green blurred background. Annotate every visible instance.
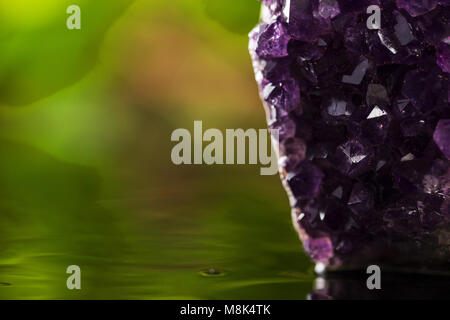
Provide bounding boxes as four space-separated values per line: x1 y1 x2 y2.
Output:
0 0 315 299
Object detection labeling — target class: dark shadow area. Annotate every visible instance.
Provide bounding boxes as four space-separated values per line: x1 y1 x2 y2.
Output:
309 271 450 300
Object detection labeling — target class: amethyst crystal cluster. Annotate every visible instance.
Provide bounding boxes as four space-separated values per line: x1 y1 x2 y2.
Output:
249 0 450 272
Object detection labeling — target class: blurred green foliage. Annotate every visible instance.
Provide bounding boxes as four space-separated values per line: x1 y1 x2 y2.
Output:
202 0 260 34
0 0 135 105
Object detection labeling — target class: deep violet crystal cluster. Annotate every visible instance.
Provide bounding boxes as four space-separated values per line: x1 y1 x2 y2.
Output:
249 0 450 272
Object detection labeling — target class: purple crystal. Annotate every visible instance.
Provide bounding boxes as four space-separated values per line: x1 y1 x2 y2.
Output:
434 120 450 159
335 140 372 177
284 0 332 42
394 12 415 45
279 137 307 172
314 0 341 19
250 0 450 271
397 0 438 17
437 42 450 73
256 19 290 58
304 237 333 262
341 58 370 85
287 161 324 199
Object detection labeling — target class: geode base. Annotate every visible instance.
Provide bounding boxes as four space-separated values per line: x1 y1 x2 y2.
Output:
250 0 450 273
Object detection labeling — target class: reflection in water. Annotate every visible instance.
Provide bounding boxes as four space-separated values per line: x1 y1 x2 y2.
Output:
0 139 314 299
309 272 450 300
